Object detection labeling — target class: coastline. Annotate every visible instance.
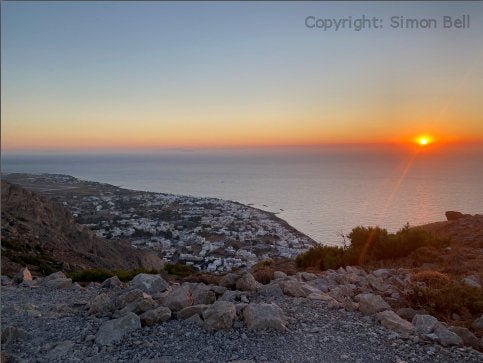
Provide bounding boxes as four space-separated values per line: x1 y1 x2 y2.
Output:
3 172 318 273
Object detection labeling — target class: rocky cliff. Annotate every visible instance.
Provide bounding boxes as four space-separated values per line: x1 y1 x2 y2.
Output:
1 181 163 276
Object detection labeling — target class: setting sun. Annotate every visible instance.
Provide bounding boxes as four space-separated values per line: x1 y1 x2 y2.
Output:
414 135 433 146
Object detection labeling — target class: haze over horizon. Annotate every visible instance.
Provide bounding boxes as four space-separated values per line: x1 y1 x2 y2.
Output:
2 1 483 151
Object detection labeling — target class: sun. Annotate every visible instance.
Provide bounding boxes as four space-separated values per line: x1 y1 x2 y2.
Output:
414 135 433 146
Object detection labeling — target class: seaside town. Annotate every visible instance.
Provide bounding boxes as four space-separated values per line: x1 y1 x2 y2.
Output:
3 173 317 273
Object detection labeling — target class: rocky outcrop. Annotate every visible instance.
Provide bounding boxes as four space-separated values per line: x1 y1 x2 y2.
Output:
1 181 163 276
375 310 414 337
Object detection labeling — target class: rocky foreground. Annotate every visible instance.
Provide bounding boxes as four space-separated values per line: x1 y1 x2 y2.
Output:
2 267 482 363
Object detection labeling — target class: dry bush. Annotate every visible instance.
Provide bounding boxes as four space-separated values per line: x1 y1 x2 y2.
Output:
411 270 449 288
252 267 274 285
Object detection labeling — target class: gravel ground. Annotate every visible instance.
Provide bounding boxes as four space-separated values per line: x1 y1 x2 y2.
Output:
2 286 482 363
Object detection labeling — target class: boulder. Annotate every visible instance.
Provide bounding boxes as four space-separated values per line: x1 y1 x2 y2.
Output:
278 280 306 297
202 301 236 331
299 272 318 281
16 267 32 283
117 296 158 316
44 278 72 289
449 326 480 349
186 314 204 326
375 310 415 337
190 283 216 305
87 293 114 316
162 285 193 311
329 284 356 300
396 308 426 322
243 303 287 331
258 283 284 298
471 315 483 330
433 323 463 346
219 273 238 289
177 305 210 320
95 312 141 346
445 211 464 221
115 289 145 309
462 275 481 289
101 276 122 289
355 293 391 315
273 271 287 279
412 314 438 334
236 273 258 292
139 306 171 326
43 271 67 281
306 278 332 293
372 269 393 279
130 273 169 294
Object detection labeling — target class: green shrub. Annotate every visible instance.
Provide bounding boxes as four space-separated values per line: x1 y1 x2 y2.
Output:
296 224 449 271
163 262 196 277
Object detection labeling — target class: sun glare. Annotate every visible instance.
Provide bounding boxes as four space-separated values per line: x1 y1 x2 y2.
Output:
414 135 433 146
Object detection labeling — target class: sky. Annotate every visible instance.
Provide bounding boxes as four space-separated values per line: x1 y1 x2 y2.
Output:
2 1 483 151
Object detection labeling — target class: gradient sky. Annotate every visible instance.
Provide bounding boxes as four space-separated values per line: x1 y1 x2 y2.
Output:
2 1 483 150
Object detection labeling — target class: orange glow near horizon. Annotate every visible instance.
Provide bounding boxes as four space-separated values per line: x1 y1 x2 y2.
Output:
415 135 434 146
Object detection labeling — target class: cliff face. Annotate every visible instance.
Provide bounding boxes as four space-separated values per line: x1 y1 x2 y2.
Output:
1 181 163 276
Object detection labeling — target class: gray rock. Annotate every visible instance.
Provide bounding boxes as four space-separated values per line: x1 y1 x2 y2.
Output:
396 308 426 322
278 280 307 297
235 273 258 292
139 306 171 326
355 293 391 315
130 273 169 294
117 296 158 316
202 301 236 331
44 278 72 289
433 323 463 346
448 326 480 349
243 303 287 331
299 272 318 281
43 271 67 281
306 278 332 293
375 310 415 337
258 283 284 298
115 289 146 309
273 271 287 279
162 285 193 311
190 283 216 305
101 276 122 288
87 293 114 316
95 312 141 346
412 314 439 334
177 304 210 320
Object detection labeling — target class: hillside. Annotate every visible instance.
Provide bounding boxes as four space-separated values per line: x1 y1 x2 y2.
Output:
1 181 163 276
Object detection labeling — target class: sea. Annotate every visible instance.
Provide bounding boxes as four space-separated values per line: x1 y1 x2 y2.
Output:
2 144 483 246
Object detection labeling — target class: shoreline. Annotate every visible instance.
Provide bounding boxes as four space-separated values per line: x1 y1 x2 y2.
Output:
3 172 318 273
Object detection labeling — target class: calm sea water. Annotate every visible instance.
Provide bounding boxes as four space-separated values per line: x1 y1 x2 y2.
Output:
2 145 483 245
